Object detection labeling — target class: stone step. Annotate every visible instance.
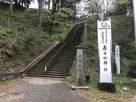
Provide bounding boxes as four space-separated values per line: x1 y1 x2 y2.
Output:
45 73 70 77
26 71 46 74
45 75 66 78
46 70 69 73
49 67 71 70
25 74 45 77
51 65 71 68
28 67 45 70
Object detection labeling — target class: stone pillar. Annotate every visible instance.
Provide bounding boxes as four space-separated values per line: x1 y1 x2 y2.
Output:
76 46 83 86
115 45 120 75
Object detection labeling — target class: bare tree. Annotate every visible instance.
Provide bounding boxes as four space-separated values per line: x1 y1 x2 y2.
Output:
99 0 114 19
8 0 13 29
84 0 115 19
48 0 50 9
83 0 100 15
37 0 42 29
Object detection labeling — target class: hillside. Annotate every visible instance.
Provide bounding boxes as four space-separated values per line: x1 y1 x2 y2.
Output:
0 2 72 72
64 14 136 102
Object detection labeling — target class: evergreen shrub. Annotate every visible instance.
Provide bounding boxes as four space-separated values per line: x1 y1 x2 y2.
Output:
128 63 136 78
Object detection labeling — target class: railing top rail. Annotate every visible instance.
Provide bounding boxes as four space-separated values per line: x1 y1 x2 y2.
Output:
21 41 60 73
45 22 85 70
45 38 70 69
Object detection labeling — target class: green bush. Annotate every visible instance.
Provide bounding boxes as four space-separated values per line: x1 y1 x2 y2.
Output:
0 26 14 60
128 63 136 78
112 14 135 59
83 16 98 67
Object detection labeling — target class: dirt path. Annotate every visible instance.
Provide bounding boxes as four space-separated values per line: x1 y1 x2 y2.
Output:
0 77 90 102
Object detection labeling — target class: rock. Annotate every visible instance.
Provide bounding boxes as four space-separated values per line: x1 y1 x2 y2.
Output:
2 77 6 81
123 87 128 91
8 68 14 72
120 81 123 84
7 75 15 80
133 79 136 82
130 79 136 88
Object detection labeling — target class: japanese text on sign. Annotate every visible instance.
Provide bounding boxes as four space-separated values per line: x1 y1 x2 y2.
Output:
97 20 112 73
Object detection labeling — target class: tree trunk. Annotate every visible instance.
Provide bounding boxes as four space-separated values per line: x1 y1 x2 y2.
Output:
14 0 17 5
37 0 42 29
48 0 50 9
60 0 63 7
73 1 76 24
52 0 56 14
51 0 57 21
8 0 13 29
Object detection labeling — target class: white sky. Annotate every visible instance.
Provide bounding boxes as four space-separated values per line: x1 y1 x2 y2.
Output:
29 0 53 9
29 0 38 9
29 0 86 17
76 0 87 17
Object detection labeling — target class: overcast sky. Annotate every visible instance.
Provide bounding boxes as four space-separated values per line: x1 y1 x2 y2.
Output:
76 0 87 17
29 0 87 17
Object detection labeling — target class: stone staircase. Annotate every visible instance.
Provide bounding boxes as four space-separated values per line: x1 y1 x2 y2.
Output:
25 23 84 77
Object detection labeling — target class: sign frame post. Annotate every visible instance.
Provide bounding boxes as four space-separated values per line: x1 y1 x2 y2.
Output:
97 19 115 93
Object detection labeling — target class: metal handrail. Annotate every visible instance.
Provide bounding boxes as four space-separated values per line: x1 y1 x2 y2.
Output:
45 22 84 71
45 38 70 71
71 24 80 41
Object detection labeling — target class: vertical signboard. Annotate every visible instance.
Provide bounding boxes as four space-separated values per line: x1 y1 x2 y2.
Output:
115 45 120 75
97 20 113 83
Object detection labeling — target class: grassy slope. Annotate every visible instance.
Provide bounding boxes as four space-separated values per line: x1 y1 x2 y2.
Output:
0 2 72 72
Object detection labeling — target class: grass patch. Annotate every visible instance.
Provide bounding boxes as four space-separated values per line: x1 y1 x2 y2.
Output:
64 69 136 102
0 78 22 92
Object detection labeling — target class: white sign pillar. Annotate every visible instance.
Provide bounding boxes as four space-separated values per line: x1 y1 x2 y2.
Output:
115 45 120 75
97 19 113 83
133 0 136 47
